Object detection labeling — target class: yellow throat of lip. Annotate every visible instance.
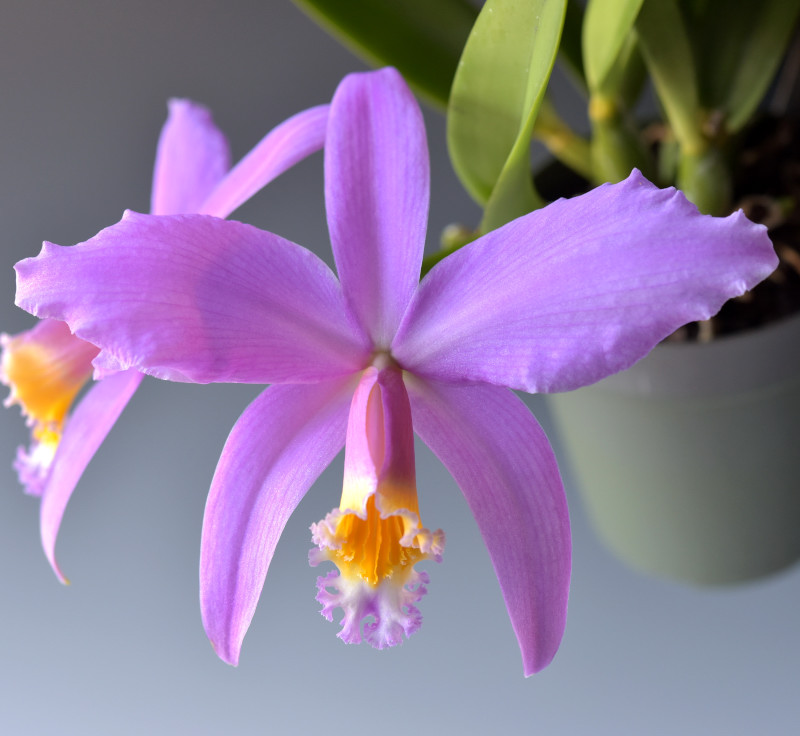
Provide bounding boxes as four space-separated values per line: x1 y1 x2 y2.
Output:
331 494 425 587
32 423 62 447
2 337 93 429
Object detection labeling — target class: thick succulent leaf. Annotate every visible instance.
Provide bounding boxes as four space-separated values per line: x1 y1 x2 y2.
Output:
680 0 752 111
292 0 477 108
681 0 799 133
722 1 800 132
447 0 567 230
558 0 587 90
635 0 704 153
583 0 644 92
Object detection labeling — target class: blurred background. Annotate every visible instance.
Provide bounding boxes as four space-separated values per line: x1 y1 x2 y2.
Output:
1 2 798 733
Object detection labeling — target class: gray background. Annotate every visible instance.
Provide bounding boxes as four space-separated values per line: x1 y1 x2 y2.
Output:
1 2 797 734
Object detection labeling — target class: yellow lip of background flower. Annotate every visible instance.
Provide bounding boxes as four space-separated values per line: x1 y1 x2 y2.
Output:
13 425 61 495
1 321 99 431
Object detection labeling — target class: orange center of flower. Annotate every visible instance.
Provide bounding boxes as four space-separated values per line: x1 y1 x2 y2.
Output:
1 323 98 431
3 343 85 427
329 495 426 587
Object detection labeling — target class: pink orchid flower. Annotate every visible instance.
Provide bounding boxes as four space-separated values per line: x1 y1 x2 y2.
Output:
15 68 776 674
3 98 328 582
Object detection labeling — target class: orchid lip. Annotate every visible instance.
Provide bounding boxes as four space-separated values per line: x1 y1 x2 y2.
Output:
1 320 100 496
1 320 98 430
309 363 443 648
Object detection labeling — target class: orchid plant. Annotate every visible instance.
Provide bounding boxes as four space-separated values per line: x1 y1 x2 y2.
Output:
10 68 775 675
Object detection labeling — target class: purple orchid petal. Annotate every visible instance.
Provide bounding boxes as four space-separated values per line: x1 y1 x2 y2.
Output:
151 99 231 216
199 105 329 219
406 377 571 676
16 213 371 384
40 368 143 584
326 67 429 347
393 171 777 393
200 377 356 665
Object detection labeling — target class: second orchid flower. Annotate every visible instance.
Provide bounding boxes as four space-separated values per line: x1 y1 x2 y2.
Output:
3 98 329 582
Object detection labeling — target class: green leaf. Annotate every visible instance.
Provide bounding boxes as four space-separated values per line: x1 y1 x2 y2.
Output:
678 0 754 111
447 0 567 230
590 27 645 104
614 38 648 109
559 0 587 91
583 0 644 92
585 31 655 184
634 0 704 153
723 1 800 132
292 0 478 109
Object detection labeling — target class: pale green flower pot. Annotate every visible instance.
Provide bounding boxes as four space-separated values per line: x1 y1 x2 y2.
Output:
546 313 800 585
